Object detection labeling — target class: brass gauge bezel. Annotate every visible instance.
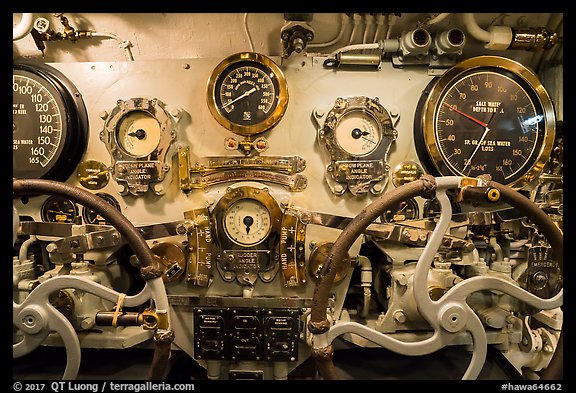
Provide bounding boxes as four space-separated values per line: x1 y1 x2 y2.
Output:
212 185 282 249
206 52 289 136
417 56 556 190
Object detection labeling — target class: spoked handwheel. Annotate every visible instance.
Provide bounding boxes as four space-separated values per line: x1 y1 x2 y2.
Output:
308 175 563 380
13 178 174 380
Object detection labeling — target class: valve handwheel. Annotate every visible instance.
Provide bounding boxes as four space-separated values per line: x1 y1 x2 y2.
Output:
13 178 173 380
308 175 563 380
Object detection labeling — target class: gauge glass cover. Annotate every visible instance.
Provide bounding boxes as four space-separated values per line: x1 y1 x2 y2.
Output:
207 52 288 136
224 198 272 247
416 56 555 189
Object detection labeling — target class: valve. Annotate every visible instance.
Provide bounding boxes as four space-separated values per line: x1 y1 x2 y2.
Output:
280 14 315 58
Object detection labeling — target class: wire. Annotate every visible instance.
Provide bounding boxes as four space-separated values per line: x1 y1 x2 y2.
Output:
243 13 255 52
91 31 134 61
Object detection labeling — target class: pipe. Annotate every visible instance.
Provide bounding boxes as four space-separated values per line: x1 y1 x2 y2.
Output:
462 13 512 50
356 256 372 318
13 13 34 41
348 13 362 45
18 235 37 262
462 13 491 43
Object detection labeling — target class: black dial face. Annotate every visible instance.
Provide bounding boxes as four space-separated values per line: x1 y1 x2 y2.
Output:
381 199 419 223
416 56 555 189
82 193 121 225
13 61 88 181
207 52 288 136
41 195 79 223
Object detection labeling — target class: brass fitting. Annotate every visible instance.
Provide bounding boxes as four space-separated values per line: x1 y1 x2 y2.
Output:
509 27 559 50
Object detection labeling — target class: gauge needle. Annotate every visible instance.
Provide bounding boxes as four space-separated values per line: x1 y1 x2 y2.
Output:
443 102 488 128
462 111 496 173
221 87 257 109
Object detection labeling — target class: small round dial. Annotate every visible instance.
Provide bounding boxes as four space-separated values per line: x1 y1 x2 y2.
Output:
381 198 420 223
116 110 162 157
207 52 288 136
41 195 79 223
81 193 121 225
76 160 110 190
335 110 381 156
224 198 272 247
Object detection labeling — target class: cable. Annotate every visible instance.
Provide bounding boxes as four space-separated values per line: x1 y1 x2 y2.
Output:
329 42 380 57
243 13 255 52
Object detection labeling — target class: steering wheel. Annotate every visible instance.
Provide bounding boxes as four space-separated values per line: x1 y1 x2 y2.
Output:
308 175 563 380
13 178 174 380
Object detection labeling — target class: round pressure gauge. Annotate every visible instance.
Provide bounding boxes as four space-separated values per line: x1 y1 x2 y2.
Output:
415 56 556 189
13 60 88 181
207 52 289 136
81 193 121 225
381 198 420 223
41 195 79 223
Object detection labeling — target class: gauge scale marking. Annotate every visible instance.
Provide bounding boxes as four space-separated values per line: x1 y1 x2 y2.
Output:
224 198 272 247
207 52 288 136
335 111 382 156
13 61 88 181
416 56 555 189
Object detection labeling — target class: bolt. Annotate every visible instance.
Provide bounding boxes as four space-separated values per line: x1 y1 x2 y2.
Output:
176 224 188 235
46 243 58 253
99 110 109 120
393 310 407 324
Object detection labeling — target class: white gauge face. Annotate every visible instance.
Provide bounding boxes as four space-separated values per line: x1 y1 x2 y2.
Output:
116 110 162 157
224 198 272 246
334 111 381 156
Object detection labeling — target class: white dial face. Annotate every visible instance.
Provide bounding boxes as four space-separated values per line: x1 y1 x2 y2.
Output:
224 198 271 246
116 110 162 157
334 111 381 156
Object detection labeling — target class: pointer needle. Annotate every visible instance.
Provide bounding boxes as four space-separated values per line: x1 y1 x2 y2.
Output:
221 87 257 109
443 102 489 128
